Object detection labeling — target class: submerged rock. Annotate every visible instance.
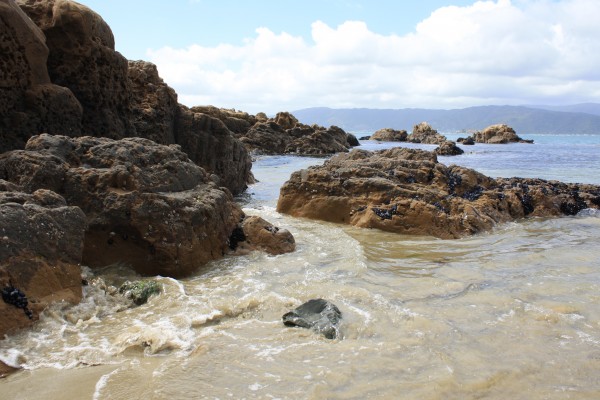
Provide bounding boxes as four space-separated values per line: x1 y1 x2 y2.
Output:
119 280 161 306
276 147 600 239
282 299 342 339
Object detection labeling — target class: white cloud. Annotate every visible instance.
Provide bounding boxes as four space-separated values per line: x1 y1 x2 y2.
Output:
147 0 600 114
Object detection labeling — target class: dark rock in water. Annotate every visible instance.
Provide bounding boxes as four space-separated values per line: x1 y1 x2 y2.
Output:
359 136 371 140
346 133 360 147
119 280 161 305
434 140 464 156
282 299 342 339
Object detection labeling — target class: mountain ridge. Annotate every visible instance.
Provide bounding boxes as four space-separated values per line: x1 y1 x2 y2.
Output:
292 104 600 134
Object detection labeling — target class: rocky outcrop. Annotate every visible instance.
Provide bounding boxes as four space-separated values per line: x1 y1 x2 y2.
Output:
0 185 87 337
407 122 447 144
3 1 253 195
371 128 408 142
0 134 246 277
238 112 358 155
434 140 464 156
472 124 533 144
277 147 600 239
283 299 342 339
0 0 82 152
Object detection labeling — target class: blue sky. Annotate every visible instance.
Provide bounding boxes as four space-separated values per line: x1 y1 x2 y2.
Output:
77 0 600 114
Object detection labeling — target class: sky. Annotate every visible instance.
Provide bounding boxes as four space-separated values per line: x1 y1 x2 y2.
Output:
77 0 600 114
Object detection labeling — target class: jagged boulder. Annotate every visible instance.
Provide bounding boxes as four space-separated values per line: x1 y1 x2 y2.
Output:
407 122 447 144
371 128 408 142
0 134 245 277
434 140 464 156
473 124 533 144
277 147 600 239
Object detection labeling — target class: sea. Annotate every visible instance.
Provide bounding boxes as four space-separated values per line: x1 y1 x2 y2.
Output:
1 133 600 399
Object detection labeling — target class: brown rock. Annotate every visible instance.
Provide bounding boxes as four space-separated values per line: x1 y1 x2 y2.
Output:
371 128 408 142
407 122 447 144
0 134 245 277
276 147 600 239
473 124 533 144
0 0 82 152
241 112 356 155
0 187 86 337
233 216 295 255
434 140 464 156
175 107 254 193
17 0 136 138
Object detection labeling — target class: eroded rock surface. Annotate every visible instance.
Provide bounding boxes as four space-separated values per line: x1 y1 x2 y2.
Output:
0 134 245 277
277 147 600 239
0 186 86 337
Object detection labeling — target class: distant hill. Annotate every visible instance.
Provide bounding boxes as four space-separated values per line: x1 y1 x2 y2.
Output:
292 105 600 135
527 103 600 116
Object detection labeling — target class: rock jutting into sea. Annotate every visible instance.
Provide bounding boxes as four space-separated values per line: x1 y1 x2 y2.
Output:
407 122 447 145
471 124 534 144
370 128 408 142
276 147 600 239
434 140 464 156
194 107 359 156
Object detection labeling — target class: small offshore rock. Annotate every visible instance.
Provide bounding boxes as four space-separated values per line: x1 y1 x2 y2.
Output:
119 280 161 305
282 299 342 339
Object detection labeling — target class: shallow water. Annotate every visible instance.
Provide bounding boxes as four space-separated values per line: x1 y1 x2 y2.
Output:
1 134 600 399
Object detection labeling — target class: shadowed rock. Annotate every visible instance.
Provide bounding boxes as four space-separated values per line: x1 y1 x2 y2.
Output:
434 140 464 156
283 299 342 339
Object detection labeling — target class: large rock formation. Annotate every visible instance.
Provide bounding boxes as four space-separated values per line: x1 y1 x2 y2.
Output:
2 0 253 195
472 124 533 144
407 122 447 145
370 128 408 142
277 147 600 239
0 185 87 337
0 134 246 277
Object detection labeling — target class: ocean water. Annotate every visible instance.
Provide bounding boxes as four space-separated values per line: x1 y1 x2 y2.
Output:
1 133 600 399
